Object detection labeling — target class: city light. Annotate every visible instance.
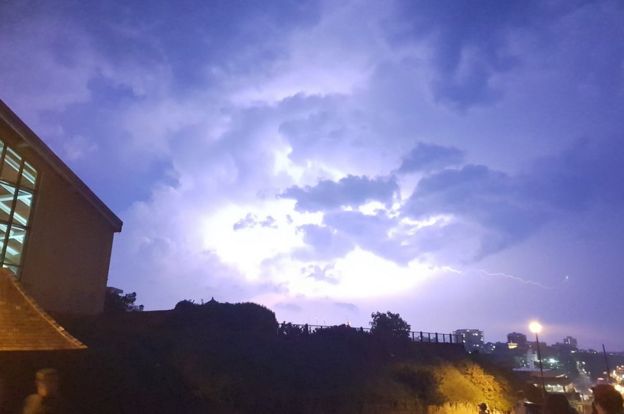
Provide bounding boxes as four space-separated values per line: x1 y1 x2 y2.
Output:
529 321 542 334
529 320 546 395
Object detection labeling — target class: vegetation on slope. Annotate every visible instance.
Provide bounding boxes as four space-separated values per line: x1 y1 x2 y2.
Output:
1 300 517 414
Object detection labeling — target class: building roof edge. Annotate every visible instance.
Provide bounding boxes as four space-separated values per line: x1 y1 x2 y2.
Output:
0 99 122 232
0 268 87 351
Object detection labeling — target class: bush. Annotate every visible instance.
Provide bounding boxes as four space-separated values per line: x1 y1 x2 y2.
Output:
174 299 196 311
104 287 143 313
394 365 442 405
370 311 411 339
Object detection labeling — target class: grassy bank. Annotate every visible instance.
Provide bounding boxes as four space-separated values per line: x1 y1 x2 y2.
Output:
0 302 517 413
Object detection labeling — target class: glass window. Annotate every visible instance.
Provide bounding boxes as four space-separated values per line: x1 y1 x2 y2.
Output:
4 225 26 266
0 183 16 222
0 138 38 277
12 190 33 227
0 147 22 184
20 162 37 190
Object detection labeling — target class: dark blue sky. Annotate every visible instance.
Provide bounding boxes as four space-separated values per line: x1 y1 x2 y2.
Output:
1 0 623 348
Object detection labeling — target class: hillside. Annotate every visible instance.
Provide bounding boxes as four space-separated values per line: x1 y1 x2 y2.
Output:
0 301 518 414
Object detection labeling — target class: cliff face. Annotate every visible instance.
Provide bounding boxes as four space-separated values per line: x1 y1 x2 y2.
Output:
1 306 516 414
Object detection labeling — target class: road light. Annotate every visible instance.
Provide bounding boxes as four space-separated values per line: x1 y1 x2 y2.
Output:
529 321 547 396
529 321 542 335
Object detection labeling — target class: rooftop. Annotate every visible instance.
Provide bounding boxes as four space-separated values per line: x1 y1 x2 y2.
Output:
0 268 86 351
0 99 122 232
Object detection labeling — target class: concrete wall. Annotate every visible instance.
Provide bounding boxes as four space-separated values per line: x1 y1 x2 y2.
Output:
0 120 117 315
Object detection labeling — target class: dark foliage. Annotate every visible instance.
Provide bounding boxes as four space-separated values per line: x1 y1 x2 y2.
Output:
370 311 411 339
174 299 196 311
277 322 305 337
171 298 278 337
312 324 366 339
394 366 443 405
103 287 143 313
2 303 509 414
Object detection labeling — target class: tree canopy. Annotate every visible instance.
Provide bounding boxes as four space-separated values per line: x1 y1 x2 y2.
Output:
370 311 411 338
104 287 144 313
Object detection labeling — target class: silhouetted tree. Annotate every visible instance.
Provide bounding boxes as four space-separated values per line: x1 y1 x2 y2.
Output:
370 311 410 338
104 287 143 313
174 299 197 311
312 324 360 338
278 322 304 337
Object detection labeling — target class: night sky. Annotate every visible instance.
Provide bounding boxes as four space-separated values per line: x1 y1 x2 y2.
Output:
1 1 623 349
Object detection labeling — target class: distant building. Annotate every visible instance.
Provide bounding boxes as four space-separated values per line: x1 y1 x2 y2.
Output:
483 342 496 354
512 368 575 394
563 336 578 349
507 332 528 350
454 329 484 352
0 100 122 314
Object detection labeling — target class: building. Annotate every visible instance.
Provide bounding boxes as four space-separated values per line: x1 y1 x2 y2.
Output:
513 368 576 394
507 332 528 349
0 100 122 315
0 268 84 350
563 336 578 349
482 342 496 354
454 329 484 352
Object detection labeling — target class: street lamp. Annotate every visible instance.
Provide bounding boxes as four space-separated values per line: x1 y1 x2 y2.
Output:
529 321 547 396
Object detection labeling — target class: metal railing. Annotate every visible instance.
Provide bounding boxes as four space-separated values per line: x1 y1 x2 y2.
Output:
278 323 460 344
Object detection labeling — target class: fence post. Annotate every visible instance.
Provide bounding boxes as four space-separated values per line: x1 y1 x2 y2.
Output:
435 333 439 343
411 331 414 341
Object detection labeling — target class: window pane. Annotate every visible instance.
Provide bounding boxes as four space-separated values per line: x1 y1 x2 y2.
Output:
0 183 16 222
0 142 35 277
12 190 33 227
19 161 37 190
4 225 26 265
0 147 22 184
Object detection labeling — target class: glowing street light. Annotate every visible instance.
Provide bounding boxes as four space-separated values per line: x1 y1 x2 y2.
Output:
529 320 547 396
529 321 542 335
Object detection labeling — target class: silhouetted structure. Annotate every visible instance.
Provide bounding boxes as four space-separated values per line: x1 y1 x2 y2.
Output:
0 100 122 314
0 268 84 350
454 329 484 352
508 332 529 350
562 336 578 349
285 323 460 344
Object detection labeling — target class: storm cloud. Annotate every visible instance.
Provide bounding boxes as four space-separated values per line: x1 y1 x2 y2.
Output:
1 0 623 347
282 175 399 212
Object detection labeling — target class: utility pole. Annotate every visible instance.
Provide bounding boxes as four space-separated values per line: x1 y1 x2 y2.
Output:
536 332 547 395
602 344 611 383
